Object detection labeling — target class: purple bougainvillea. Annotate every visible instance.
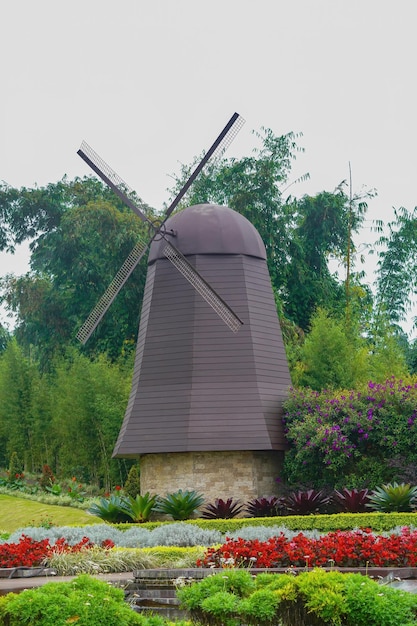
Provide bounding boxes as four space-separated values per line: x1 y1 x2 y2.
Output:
282 377 417 488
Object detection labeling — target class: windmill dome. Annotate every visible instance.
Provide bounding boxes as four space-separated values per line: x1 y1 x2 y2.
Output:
148 204 267 262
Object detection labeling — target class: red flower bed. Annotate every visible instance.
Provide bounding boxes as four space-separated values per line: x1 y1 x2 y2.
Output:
0 535 115 568
198 527 417 569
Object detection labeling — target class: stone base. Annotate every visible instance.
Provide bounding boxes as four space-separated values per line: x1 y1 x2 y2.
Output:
140 450 284 503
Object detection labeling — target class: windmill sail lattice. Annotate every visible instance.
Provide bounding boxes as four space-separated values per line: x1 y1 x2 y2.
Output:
76 239 149 344
164 112 245 219
77 141 152 225
76 113 245 341
163 242 242 332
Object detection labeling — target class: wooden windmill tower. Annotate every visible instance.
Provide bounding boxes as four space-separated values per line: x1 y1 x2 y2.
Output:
77 114 291 502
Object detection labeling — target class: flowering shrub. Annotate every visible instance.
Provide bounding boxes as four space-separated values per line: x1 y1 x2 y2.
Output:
66 477 87 502
0 534 115 568
283 376 417 488
198 527 417 569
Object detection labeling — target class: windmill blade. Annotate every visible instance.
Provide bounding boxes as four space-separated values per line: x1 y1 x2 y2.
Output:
76 113 245 341
77 141 155 228
76 239 149 344
164 112 245 220
163 241 243 333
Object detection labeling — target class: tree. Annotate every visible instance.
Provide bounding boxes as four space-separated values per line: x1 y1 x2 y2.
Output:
48 350 132 487
0 180 153 363
170 128 305 292
170 129 372 333
284 191 348 329
0 323 9 354
375 205 417 332
293 308 370 390
0 339 34 468
0 176 151 252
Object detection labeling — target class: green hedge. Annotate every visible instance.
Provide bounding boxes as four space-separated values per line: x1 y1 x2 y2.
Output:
114 511 417 533
177 569 417 626
0 574 189 626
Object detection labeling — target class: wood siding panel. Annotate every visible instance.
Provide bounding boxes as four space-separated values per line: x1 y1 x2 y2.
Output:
113 250 291 457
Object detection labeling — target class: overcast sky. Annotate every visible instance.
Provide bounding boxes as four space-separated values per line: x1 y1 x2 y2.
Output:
1 1 416 331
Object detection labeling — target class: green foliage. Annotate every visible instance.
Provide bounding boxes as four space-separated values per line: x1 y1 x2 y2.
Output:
154 489 205 520
88 492 157 524
46 349 131 487
0 574 147 625
177 569 256 608
285 189 365 331
0 178 152 363
182 511 417 534
88 495 132 523
124 464 141 498
367 482 417 512
0 324 9 354
0 341 131 484
170 128 374 336
177 569 417 626
200 591 240 626
293 308 370 390
0 340 35 469
343 572 417 626
7 452 23 483
375 205 417 329
367 313 409 381
123 493 158 523
238 587 281 624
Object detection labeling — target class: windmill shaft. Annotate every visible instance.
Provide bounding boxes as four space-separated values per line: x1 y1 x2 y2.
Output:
163 242 243 333
164 112 245 219
76 239 148 344
77 143 153 227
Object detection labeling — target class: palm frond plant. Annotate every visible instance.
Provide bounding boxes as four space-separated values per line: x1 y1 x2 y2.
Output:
87 495 132 523
367 482 417 512
201 498 244 519
123 492 158 523
153 489 205 520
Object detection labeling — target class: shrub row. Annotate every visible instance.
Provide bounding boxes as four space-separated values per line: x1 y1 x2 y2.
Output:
177 568 417 626
87 483 417 527
0 574 190 626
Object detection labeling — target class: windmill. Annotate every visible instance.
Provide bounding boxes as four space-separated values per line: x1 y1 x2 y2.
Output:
77 114 291 503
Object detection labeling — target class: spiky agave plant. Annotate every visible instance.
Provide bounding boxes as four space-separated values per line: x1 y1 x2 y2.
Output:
367 482 417 512
87 495 132 523
123 492 158 523
153 489 205 520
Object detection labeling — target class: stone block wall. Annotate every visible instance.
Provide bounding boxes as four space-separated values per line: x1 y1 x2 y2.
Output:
140 450 284 503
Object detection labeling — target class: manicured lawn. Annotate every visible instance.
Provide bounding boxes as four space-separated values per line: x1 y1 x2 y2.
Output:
0 494 102 533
